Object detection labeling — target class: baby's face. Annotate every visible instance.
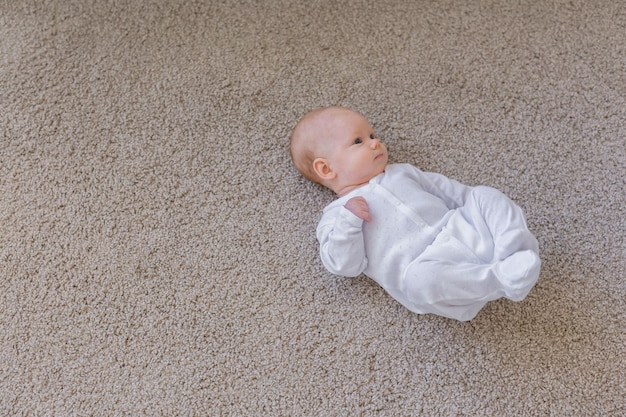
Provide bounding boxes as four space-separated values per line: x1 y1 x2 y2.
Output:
318 109 388 194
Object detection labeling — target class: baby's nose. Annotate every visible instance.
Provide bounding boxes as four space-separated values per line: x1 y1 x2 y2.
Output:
370 138 380 148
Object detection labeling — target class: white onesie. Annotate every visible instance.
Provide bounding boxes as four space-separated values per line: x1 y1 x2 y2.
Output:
316 163 541 321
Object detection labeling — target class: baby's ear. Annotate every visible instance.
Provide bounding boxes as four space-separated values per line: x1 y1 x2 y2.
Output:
313 158 335 181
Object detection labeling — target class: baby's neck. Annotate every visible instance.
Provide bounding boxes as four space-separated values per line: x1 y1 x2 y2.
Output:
329 168 387 197
335 175 384 197
336 183 369 197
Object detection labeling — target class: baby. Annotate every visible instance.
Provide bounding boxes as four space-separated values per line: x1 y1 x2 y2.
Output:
290 106 541 321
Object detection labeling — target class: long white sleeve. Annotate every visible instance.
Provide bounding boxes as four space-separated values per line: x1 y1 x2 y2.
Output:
316 206 368 277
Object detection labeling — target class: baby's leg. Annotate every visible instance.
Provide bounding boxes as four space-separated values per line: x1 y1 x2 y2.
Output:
404 253 540 321
404 258 507 321
463 186 541 296
402 205 541 321
402 229 508 321
463 186 539 261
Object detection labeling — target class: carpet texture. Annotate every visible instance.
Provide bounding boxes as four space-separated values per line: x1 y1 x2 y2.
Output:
1 0 625 415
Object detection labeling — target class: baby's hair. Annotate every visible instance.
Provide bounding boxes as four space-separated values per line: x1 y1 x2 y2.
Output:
289 107 329 183
290 106 360 184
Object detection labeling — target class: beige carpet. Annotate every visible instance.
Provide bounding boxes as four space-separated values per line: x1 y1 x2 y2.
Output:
1 0 625 415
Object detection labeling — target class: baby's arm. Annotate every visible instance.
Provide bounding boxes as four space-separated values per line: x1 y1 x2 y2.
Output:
316 202 369 277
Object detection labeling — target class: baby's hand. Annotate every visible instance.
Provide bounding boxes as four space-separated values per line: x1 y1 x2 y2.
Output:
345 196 372 222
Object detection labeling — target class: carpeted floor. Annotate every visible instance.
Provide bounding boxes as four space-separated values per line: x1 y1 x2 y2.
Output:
1 0 625 415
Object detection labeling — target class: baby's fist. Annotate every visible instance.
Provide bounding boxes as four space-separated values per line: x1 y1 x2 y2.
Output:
345 196 371 222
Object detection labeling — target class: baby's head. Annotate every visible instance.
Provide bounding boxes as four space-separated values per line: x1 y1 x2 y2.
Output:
290 106 388 196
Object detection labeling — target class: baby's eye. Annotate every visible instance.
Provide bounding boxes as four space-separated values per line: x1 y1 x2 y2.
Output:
370 133 375 139
354 138 363 144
